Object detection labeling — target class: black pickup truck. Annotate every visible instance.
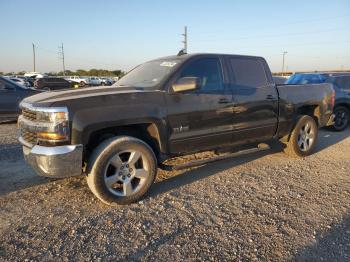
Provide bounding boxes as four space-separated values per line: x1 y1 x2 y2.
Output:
17 53 335 205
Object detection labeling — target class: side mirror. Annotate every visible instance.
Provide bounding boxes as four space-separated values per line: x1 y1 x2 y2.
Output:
172 77 201 93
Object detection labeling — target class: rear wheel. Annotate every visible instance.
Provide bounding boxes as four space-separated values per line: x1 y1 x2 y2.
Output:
332 106 349 131
87 136 157 205
284 115 318 157
79 81 85 87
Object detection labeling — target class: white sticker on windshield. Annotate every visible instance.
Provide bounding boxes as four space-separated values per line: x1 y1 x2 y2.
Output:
160 61 177 67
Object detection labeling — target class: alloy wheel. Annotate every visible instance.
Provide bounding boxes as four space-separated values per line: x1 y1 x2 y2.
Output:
104 150 149 196
297 121 315 151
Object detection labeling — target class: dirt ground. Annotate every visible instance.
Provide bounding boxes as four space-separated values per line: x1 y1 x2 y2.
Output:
0 123 349 261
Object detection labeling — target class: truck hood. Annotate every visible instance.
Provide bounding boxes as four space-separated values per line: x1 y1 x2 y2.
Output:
22 86 151 107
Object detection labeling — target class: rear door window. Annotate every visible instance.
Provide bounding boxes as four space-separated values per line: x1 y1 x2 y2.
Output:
229 58 268 88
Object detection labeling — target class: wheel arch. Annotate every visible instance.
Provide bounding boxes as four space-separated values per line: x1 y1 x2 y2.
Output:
83 122 166 162
280 105 320 143
334 102 350 112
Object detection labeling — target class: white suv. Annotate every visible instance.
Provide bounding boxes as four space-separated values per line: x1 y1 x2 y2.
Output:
66 76 88 86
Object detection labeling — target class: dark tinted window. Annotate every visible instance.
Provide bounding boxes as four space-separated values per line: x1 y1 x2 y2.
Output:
334 76 350 90
180 58 223 92
229 58 268 88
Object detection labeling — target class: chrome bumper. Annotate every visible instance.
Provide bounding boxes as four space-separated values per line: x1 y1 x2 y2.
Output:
22 144 83 178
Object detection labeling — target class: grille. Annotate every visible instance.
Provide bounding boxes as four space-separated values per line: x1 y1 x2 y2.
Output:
22 108 37 121
22 130 37 145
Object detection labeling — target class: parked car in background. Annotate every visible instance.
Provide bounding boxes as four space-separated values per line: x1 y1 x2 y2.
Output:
326 75 350 131
87 77 102 86
8 77 31 87
87 77 114 86
24 72 47 78
18 53 335 205
286 73 328 84
286 73 350 131
100 77 114 86
273 76 289 84
34 77 72 90
66 76 88 87
0 76 42 122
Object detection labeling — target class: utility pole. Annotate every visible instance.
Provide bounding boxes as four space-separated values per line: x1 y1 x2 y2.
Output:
58 43 66 76
282 51 288 75
182 26 188 53
32 43 36 72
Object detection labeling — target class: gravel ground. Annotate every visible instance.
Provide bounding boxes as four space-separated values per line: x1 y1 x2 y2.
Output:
0 123 349 261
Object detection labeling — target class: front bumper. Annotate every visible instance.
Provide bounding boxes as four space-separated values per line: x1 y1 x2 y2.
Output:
22 143 83 178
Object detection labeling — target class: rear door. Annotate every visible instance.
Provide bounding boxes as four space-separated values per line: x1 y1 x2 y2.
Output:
226 56 278 144
166 56 234 153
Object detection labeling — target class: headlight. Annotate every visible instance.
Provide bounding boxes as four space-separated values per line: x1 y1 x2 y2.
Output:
33 107 69 143
19 103 70 145
36 110 68 122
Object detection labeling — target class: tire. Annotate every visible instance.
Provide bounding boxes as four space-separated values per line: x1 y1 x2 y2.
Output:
79 81 85 87
87 136 157 205
284 115 318 157
331 106 349 132
101 82 105 86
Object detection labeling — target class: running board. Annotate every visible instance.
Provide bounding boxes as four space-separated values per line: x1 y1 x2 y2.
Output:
159 143 270 171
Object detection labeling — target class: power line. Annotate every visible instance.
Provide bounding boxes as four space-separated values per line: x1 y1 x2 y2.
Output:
193 14 350 37
58 43 66 76
32 43 36 72
194 27 350 43
182 26 188 53
282 51 288 74
205 40 350 50
35 45 120 68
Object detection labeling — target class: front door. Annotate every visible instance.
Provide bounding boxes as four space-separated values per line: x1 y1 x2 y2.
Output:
166 57 234 154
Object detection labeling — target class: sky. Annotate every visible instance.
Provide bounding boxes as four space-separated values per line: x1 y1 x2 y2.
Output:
0 0 350 73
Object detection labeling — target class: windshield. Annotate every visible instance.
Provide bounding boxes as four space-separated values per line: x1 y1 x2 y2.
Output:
115 60 180 89
286 74 327 84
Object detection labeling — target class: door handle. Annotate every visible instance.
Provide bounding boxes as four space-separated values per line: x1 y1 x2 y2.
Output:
218 98 230 104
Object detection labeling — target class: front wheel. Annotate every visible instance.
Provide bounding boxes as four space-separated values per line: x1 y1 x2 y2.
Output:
87 136 157 205
284 115 318 157
331 106 349 132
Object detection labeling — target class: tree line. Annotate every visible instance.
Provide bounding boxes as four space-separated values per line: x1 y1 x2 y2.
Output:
50 69 125 77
